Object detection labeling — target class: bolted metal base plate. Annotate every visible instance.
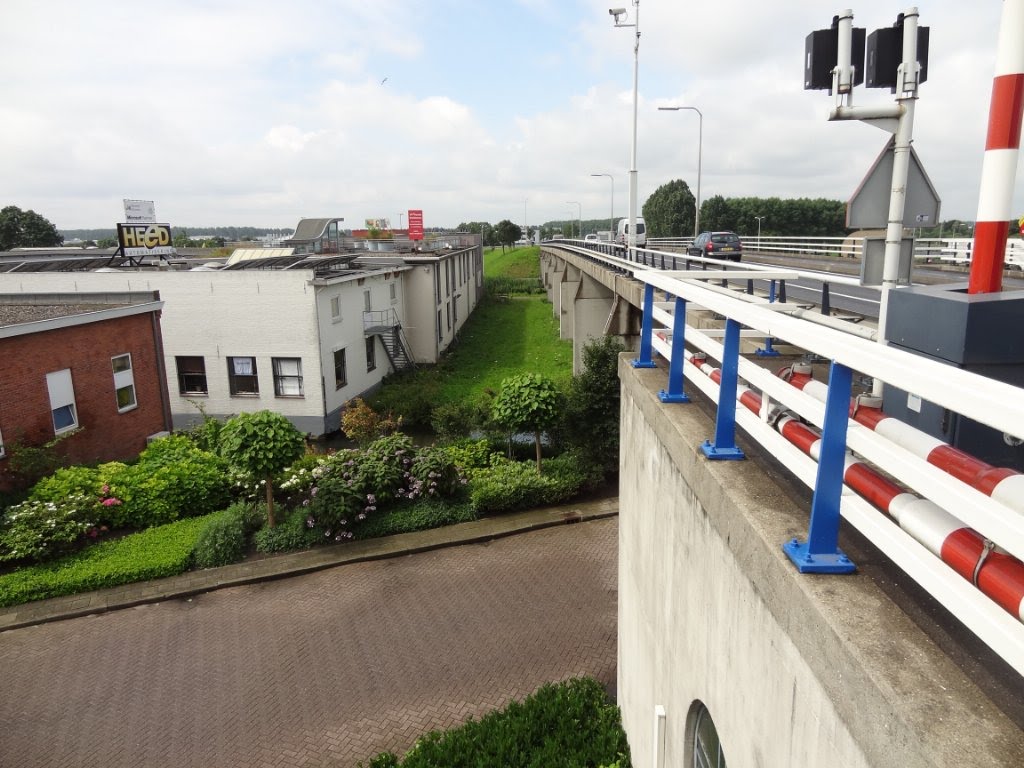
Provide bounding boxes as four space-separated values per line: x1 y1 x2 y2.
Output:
783 537 856 574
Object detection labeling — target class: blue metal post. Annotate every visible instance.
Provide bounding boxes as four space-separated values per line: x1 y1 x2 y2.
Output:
783 361 856 574
659 297 690 403
632 282 657 369
701 318 745 460
757 279 780 358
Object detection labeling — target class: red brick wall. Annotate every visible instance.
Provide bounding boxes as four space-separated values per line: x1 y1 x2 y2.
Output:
0 311 171 489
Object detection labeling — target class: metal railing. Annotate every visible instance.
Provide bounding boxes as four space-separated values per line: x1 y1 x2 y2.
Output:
628 267 1024 674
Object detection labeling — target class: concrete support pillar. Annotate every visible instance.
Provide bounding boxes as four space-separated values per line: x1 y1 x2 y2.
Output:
572 273 615 375
559 265 581 339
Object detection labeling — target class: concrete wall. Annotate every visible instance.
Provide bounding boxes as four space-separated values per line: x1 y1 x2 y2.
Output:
617 358 1024 768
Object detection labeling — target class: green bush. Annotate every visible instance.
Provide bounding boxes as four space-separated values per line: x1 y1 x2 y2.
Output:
103 438 232 528
0 515 207 607
468 457 582 514
436 439 500 479
192 503 261 569
0 494 99 563
354 497 477 540
27 465 102 504
361 677 631 767
429 395 494 440
253 506 323 553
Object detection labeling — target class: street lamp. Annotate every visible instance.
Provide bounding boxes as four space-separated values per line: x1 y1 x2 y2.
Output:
610 2 640 255
658 105 703 238
754 215 765 251
524 198 528 243
591 173 614 240
566 201 581 239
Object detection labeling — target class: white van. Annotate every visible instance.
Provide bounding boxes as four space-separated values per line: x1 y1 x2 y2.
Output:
616 217 646 246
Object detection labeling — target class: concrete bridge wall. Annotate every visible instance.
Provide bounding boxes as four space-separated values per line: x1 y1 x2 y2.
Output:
616 358 1023 768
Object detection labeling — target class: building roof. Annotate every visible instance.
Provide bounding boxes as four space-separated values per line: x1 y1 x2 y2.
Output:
288 218 340 243
0 303 118 327
0 292 164 338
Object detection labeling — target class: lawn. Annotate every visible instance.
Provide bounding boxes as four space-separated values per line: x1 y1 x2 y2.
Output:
484 245 541 279
372 245 571 423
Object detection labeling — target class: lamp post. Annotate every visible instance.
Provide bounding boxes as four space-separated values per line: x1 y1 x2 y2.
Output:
610 3 640 256
524 198 528 243
658 105 703 238
754 215 765 251
566 201 582 238
591 173 614 240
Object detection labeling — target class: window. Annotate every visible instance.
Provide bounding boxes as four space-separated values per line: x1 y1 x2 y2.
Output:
272 357 304 397
46 369 78 434
227 356 259 395
330 296 341 322
334 348 347 390
692 703 727 768
363 290 371 312
366 337 376 372
111 354 137 412
437 309 442 343
176 356 208 395
389 282 397 302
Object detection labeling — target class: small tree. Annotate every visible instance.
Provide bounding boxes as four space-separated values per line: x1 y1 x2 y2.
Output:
219 411 305 528
491 373 561 472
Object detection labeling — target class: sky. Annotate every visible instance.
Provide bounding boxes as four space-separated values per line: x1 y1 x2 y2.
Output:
1 0 1020 233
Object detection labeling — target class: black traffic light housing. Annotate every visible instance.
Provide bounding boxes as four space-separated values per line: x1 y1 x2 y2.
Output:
804 15 865 92
866 15 929 91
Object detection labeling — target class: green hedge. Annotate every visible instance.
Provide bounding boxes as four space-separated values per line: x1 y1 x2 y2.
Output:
361 677 631 767
468 454 591 514
193 503 262 569
0 515 208 608
354 497 477 540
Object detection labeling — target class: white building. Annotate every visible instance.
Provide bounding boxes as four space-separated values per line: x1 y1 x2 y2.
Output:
0 227 483 436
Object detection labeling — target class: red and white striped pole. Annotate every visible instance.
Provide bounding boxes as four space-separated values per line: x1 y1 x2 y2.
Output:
969 0 1024 294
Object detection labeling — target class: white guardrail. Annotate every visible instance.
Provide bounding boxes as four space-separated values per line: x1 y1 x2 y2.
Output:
542 240 1024 675
642 235 1024 269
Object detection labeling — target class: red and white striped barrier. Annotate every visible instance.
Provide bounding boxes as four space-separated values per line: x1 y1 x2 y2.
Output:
772 363 1024 620
970 0 1024 294
670 342 1024 620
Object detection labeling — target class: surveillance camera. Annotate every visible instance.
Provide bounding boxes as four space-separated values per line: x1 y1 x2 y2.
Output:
609 8 626 16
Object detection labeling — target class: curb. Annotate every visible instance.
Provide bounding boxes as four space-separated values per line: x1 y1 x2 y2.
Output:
0 498 618 633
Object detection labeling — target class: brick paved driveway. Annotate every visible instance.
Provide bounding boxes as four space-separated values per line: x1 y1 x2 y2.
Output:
0 518 617 767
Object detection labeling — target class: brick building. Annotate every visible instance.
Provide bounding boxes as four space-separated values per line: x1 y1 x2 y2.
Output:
0 292 172 490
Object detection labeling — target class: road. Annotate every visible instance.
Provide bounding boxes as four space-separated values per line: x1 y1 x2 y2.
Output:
0 518 618 768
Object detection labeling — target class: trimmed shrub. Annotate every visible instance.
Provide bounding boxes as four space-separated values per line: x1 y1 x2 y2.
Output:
253 506 323 553
354 497 477 540
361 677 631 767
0 515 207 608
193 503 261 569
468 458 579 514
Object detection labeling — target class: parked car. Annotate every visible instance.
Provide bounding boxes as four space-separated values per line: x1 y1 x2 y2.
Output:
688 231 742 262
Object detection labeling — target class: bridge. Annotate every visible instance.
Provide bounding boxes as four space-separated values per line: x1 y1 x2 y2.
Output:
540 239 1024 766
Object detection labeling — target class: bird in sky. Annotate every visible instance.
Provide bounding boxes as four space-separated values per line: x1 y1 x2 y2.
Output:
381 77 388 85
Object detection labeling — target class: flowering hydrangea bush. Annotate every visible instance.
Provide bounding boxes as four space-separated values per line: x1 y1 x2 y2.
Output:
0 494 100 563
301 435 467 542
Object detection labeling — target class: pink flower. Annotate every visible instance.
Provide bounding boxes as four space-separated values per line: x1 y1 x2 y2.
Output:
101 497 122 506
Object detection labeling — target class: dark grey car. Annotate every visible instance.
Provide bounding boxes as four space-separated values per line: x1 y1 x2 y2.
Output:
688 231 742 262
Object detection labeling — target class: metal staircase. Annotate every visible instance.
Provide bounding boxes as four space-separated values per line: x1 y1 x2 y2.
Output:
363 309 416 372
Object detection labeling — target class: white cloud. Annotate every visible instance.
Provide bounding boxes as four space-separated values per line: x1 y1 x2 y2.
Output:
0 0 1019 231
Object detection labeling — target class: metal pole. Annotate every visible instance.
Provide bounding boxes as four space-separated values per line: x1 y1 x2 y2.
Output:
755 215 765 250
628 2 640 256
873 7 921 398
566 201 581 238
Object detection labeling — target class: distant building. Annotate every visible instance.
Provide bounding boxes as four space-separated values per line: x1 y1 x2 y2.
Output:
0 292 171 489
0 221 483 437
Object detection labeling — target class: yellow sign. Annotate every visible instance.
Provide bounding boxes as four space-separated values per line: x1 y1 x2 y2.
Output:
117 223 174 256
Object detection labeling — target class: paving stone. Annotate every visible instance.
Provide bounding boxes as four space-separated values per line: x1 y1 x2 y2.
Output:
0 517 618 767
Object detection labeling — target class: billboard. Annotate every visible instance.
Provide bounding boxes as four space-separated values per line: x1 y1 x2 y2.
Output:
408 209 424 241
364 218 390 231
123 199 156 223
117 223 174 257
